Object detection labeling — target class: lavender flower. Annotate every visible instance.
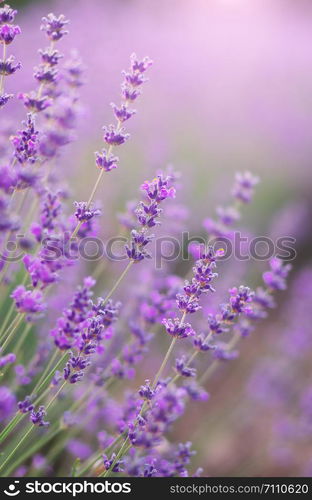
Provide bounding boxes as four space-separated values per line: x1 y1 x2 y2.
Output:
39 48 63 66
11 114 39 164
30 406 49 427
11 285 46 318
93 53 152 174
41 14 69 41
95 150 119 172
263 258 292 291
162 318 195 339
0 352 15 368
0 23 21 44
232 171 259 203
0 92 12 106
103 125 129 146
175 356 197 378
0 4 17 24
0 55 21 75
213 343 239 361
74 201 101 222
17 396 34 414
111 103 136 122
125 173 176 262
18 92 52 113
139 380 156 401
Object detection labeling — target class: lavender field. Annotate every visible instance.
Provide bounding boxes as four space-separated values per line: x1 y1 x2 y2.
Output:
0 0 311 479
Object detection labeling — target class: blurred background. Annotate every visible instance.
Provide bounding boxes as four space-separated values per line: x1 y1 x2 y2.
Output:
3 0 312 476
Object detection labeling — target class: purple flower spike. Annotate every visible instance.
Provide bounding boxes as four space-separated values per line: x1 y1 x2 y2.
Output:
139 380 156 400
263 258 292 291
30 405 49 427
34 63 58 84
193 334 215 352
39 48 63 66
141 175 176 202
41 13 69 41
0 23 21 44
229 286 254 313
0 92 12 107
232 171 259 203
11 285 46 317
207 314 229 334
0 55 21 75
0 4 17 24
103 125 130 146
18 396 34 414
111 103 136 122
130 53 153 74
74 201 101 222
11 114 39 165
175 356 197 378
18 92 52 113
213 343 239 361
121 83 141 102
162 318 195 339
175 442 196 465
95 149 119 172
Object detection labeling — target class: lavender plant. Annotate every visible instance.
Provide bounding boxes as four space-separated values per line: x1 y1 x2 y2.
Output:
0 4 300 479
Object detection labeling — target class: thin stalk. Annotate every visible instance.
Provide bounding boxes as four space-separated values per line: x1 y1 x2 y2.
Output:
152 336 177 389
0 42 6 93
101 260 134 306
0 324 32 379
0 301 16 340
32 350 62 395
46 381 67 411
11 323 32 358
0 313 25 351
0 423 33 474
3 427 61 477
0 413 21 443
0 274 28 339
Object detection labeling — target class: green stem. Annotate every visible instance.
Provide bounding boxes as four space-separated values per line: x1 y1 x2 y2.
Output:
0 423 34 474
0 413 21 443
0 42 6 93
152 336 177 389
46 381 67 411
2 427 62 477
32 350 62 395
101 260 134 306
0 301 16 341
0 313 25 351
